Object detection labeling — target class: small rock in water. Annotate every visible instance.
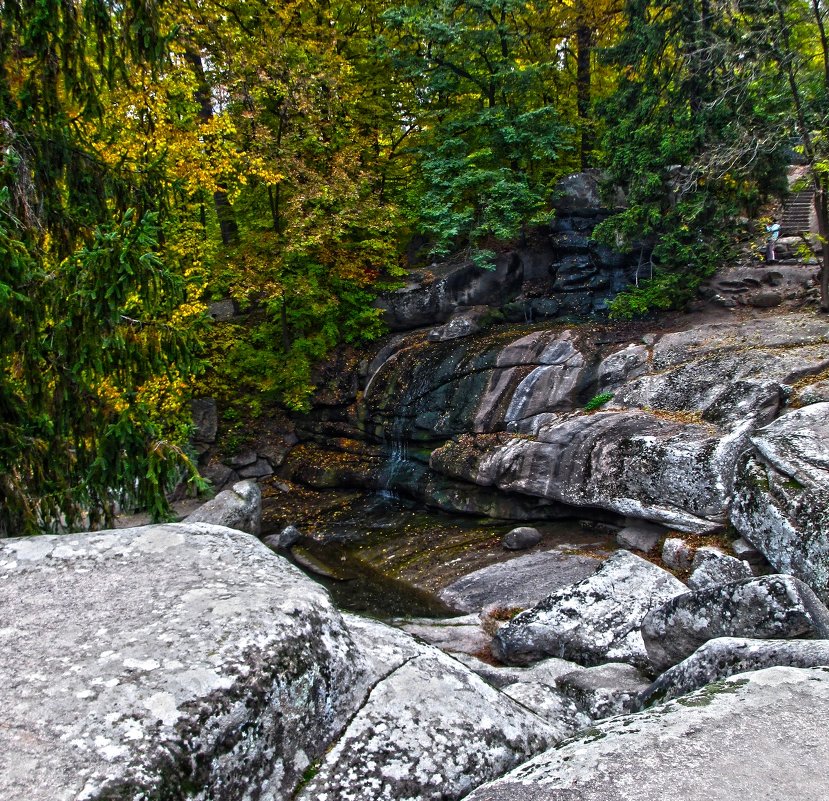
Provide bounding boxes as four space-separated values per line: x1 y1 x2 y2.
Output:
277 524 302 549
502 526 543 551
291 546 349 580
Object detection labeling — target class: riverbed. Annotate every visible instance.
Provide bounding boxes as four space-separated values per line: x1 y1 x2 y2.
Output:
261 483 615 618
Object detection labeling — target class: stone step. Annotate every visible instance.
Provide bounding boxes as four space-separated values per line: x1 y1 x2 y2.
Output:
781 190 814 234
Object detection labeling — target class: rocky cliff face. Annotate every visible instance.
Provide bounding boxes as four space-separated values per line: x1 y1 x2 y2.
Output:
286 300 829 602
376 171 639 332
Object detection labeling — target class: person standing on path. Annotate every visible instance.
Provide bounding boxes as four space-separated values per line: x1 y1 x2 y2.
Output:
766 218 781 262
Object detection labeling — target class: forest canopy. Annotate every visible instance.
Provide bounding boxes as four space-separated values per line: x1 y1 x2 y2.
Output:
1 0 827 533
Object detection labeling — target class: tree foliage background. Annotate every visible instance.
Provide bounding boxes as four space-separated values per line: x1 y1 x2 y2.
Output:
2 0 825 533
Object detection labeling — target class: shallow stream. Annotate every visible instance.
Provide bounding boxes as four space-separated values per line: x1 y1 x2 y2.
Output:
262 488 615 619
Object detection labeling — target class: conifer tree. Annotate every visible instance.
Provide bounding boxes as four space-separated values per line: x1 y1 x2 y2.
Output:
0 0 204 534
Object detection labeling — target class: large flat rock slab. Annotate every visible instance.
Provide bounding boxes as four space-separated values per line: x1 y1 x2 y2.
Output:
467 666 829 801
0 524 370 801
438 549 602 613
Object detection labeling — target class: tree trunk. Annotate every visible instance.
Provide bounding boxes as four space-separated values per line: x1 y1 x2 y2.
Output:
575 4 593 170
183 44 240 246
281 296 290 350
816 177 829 312
214 189 240 246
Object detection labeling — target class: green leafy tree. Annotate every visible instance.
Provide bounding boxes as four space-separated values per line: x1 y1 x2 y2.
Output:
179 0 408 411
382 0 573 264
596 0 791 317
756 0 829 311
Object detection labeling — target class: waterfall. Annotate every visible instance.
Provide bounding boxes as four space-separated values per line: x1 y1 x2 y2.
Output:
378 418 410 501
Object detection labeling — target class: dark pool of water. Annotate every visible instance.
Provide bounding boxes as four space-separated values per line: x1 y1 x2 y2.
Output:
263 491 615 620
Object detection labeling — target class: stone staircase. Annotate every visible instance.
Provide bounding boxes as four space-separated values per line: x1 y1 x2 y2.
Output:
781 188 814 235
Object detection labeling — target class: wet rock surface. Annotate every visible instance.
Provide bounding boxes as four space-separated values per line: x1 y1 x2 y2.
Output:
641 574 829 672
492 550 687 670
465 667 829 801
0 524 371 801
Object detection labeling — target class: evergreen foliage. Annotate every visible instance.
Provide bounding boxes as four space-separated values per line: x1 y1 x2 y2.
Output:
0 0 204 534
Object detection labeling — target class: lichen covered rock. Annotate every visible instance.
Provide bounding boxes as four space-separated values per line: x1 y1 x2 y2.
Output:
0 524 370 801
465 667 829 801
296 648 556 801
687 546 752 590
492 550 687 670
641 574 829 672
556 663 651 719
641 637 829 706
731 403 829 602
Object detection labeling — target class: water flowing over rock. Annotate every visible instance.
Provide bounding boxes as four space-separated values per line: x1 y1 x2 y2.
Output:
641 574 829 673
310 311 829 538
465 667 829 801
492 550 687 670
0 524 371 801
731 402 829 602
